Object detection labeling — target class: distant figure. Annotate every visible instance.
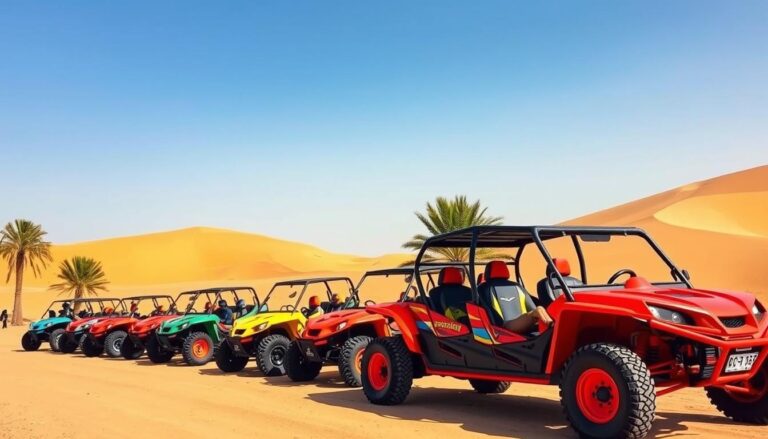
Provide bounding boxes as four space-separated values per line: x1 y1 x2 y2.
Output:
129 301 139 317
59 302 73 319
1 309 7 329
306 296 324 319
329 293 343 312
150 305 165 317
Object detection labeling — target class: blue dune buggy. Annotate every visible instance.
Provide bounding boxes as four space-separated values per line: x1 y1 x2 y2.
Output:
22 299 76 351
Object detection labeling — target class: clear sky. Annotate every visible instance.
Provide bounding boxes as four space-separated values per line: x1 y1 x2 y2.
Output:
1 1 766 255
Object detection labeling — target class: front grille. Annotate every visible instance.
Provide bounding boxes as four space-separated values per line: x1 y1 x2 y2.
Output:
234 329 245 335
308 329 320 337
720 317 746 328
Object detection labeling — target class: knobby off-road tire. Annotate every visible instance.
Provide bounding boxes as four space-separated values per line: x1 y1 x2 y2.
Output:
120 336 145 360
560 343 655 439
49 328 66 352
147 335 173 363
104 330 128 358
470 379 511 394
80 335 104 357
182 331 215 366
60 335 78 354
339 335 373 387
706 364 768 424
256 334 291 376
21 331 42 351
362 337 413 405
215 340 249 373
285 340 323 382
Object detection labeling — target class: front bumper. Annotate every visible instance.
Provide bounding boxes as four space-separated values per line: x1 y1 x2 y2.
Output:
295 339 323 363
224 336 253 358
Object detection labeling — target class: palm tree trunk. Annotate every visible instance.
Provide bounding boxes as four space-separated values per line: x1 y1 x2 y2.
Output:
72 287 83 315
11 255 25 325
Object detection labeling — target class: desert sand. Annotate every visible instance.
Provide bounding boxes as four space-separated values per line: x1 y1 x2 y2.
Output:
1 326 765 439
2 165 768 438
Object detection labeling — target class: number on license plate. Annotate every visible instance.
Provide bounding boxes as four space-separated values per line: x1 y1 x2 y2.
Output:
725 352 758 373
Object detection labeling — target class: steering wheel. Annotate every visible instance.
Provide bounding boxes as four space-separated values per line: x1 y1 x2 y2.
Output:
607 269 637 284
300 306 310 317
280 305 292 311
364 300 376 306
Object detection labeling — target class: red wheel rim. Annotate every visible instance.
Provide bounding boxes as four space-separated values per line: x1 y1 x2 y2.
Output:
727 367 768 403
575 368 620 424
367 352 389 391
192 338 210 358
354 348 364 374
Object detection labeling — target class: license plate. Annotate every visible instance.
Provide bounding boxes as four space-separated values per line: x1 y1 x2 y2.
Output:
725 352 759 373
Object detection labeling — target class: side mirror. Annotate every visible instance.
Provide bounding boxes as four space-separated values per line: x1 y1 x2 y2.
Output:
682 269 691 280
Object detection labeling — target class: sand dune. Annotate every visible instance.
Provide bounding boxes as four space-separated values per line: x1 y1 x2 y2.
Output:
567 165 768 300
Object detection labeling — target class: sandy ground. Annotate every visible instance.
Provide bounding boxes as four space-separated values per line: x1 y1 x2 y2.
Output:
1 326 765 439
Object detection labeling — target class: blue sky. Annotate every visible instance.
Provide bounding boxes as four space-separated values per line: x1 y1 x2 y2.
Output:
1 1 766 255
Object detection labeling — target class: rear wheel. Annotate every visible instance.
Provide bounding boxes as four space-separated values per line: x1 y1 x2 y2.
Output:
146 336 173 363
560 343 655 439
120 336 145 360
706 364 768 424
256 334 290 376
104 330 127 358
21 331 41 351
215 340 249 373
285 340 323 381
49 329 66 352
80 336 104 357
361 337 413 405
182 331 215 366
339 335 373 387
60 335 78 354
470 379 511 394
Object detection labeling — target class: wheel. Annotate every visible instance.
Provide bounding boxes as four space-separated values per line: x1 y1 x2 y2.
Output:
215 340 249 373
104 330 128 358
560 343 655 439
285 340 323 382
361 337 413 405
706 364 768 424
120 336 145 360
256 334 291 376
182 331 215 366
60 334 78 354
80 335 104 357
339 335 373 387
21 331 42 351
469 379 511 394
49 329 66 352
146 335 174 363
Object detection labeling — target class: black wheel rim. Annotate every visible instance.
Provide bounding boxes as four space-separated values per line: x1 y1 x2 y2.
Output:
272 346 286 366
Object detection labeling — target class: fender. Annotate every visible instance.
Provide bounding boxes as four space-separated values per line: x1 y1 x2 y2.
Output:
365 303 422 353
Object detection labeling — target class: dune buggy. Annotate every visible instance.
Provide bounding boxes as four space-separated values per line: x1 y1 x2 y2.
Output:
80 295 176 358
120 293 187 360
58 298 125 354
285 267 454 386
152 287 259 366
21 299 77 351
359 225 768 439
216 277 350 376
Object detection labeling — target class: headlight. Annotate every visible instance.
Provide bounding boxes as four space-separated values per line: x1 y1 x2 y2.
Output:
45 323 52 328
81 324 91 330
648 306 691 325
106 324 113 330
254 322 268 331
180 322 189 330
336 321 348 331
753 303 765 322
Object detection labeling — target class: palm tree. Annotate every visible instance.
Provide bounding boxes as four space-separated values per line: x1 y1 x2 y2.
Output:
0 220 53 325
49 256 109 313
402 195 505 263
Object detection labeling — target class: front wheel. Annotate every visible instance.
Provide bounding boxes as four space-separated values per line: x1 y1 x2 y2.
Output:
470 379 511 394
49 328 67 352
21 331 42 351
706 364 768 424
560 343 656 439
146 336 173 363
104 330 127 358
285 340 323 382
339 335 373 387
80 336 104 357
215 341 249 373
182 331 215 366
256 334 290 376
120 336 145 360
361 337 413 405
60 334 78 354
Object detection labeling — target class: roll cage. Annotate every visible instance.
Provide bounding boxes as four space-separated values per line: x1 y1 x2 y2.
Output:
121 294 176 317
263 277 354 312
178 287 260 315
70 298 124 317
414 225 692 303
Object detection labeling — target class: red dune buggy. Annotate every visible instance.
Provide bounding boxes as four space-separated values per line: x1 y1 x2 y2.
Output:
58 298 125 354
360 226 768 439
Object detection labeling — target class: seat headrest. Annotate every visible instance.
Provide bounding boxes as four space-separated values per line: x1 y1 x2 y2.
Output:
438 267 464 285
308 296 320 307
484 261 510 280
476 273 485 285
553 258 571 276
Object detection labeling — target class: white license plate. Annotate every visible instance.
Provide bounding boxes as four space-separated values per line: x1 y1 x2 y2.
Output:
725 352 758 373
